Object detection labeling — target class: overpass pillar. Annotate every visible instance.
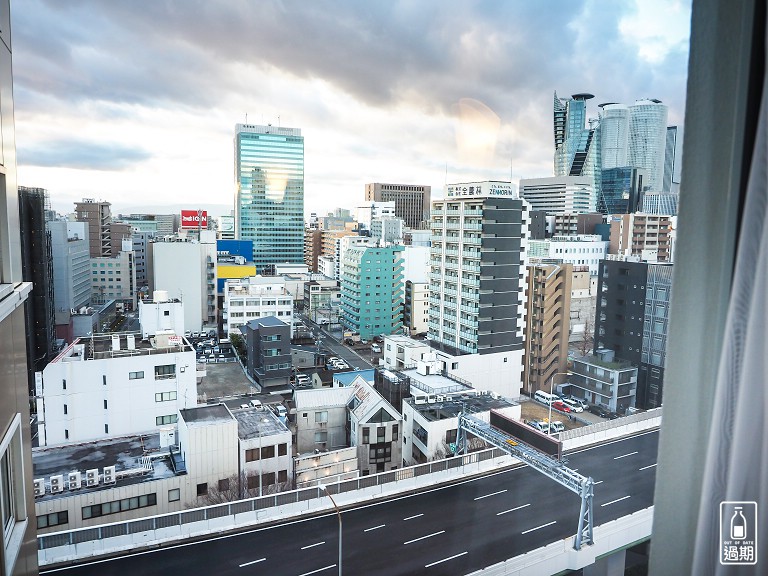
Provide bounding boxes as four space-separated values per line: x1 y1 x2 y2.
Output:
583 549 626 576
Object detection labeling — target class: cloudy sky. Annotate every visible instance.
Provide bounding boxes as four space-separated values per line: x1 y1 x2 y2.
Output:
11 0 691 218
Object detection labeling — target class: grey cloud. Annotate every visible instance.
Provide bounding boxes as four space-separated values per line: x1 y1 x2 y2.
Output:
18 139 152 170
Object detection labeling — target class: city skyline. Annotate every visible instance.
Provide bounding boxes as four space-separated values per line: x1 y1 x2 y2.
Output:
12 1 690 217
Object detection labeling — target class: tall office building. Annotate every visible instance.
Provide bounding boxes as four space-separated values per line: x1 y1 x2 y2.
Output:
594 259 673 409
234 124 304 273
364 183 431 229
18 187 56 382
598 103 630 169
48 221 91 329
429 183 527 357
0 0 40 568
74 199 113 257
519 176 595 214
553 92 600 196
598 166 650 214
628 99 669 193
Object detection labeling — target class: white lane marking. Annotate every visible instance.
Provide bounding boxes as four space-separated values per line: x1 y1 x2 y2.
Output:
301 541 326 550
567 429 659 455
239 558 266 568
403 513 424 521
594 480 604 485
404 530 446 545
425 551 468 568
474 489 508 501
364 524 386 532
299 565 337 576
639 463 657 470
497 503 531 516
521 520 557 534
601 495 631 507
572 468 578 472
613 451 639 460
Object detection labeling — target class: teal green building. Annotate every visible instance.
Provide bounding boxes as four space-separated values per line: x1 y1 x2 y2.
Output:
234 124 304 273
340 245 404 340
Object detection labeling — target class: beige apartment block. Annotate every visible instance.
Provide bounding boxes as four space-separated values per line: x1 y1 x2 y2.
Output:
609 213 673 261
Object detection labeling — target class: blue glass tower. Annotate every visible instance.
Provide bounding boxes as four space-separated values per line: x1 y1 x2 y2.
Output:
234 124 304 273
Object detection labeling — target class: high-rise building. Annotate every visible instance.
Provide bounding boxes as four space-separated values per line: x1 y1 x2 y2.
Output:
663 126 678 194
628 99 669 193
429 185 527 358
303 229 321 272
553 92 600 196
519 176 595 214
131 231 154 288
364 183 431 229
598 166 650 214
234 124 304 272
404 280 429 336
75 199 113 257
0 0 40 566
340 245 404 340
523 263 572 395
594 258 673 409
598 103 630 169
90 240 138 310
18 187 56 382
48 221 91 328
109 222 132 256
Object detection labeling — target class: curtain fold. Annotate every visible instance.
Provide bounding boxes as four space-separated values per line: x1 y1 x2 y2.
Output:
691 17 768 574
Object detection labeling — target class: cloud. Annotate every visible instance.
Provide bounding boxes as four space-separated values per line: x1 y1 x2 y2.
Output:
18 139 152 170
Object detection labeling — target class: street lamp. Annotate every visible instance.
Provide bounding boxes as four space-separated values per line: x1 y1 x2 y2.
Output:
317 483 342 576
548 371 570 435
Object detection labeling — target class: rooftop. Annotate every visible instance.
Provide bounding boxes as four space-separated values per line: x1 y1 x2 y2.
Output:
246 316 287 329
234 408 289 440
32 433 176 503
384 335 431 349
401 368 474 396
333 369 375 387
295 387 354 410
406 394 516 422
50 332 194 363
180 404 234 424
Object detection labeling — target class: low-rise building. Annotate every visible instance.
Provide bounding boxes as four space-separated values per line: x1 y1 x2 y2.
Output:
295 388 353 454
244 316 292 391
223 276 294 336
402 392 520 465
527 234 607 276
347 380 403 475
37 331 197 446
138 291 184 338
294 447 358 488
233 406 293 496
568 351 638 413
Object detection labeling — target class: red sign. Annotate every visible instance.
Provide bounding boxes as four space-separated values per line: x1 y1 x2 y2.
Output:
181 210 208 229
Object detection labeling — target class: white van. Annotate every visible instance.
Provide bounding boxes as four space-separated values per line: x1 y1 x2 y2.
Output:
534 390 559 405
549 421 565 433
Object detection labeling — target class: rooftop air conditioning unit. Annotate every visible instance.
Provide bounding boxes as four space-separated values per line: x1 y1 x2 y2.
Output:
50 475 64 494
67 471 82 490
33 478 45 498
86 469 99 487
103 465 116 485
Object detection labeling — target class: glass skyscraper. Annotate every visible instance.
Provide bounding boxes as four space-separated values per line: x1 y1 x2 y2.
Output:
628 100 669 193
553 92 600 204
234 124 304 272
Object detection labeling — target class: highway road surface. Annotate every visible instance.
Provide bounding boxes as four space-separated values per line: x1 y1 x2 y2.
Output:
45 430 659 576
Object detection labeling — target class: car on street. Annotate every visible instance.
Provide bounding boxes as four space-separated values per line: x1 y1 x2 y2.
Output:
551 401 572 413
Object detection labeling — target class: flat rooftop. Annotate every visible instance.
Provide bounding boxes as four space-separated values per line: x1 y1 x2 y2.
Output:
402 368 474 395
32 433 176 503
234 408 289 440
180 404 234 424
406 394 517 422
50 332 194 363
385 335 430 349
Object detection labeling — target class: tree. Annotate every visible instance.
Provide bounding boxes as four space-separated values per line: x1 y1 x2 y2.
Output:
201 471 295 505
576 313 595 357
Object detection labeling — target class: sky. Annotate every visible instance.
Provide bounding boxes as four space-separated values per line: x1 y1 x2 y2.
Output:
11 0 691 219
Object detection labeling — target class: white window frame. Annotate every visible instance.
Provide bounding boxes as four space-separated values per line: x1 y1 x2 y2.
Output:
1 413 28 576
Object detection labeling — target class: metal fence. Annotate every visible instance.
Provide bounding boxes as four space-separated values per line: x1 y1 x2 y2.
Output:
559 407 662 441
38 446 507 551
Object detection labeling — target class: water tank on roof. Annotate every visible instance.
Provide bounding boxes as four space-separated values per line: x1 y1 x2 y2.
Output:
153 290 169 303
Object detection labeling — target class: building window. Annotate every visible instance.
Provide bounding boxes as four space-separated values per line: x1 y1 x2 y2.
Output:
446 429 458 444
154 364 176 380
314 431 328 443
245 448 260 462
247 475 259 490
103 375 107 386
82 493 157 519
62 379 66 390
63 404 67 415
278 470 288 483
168 488 180 502
36 511 68 529
104 424 109 434
1 415 27 568
377 427 385 440
196 483 207 497
315 411 328 423
163 310 170 316
261 445 275 459
392 424 399 441
103 400 108 409
278 443 287 456
263 334 281 342
155 391 178 402
156 415 178 425
64 429 69 440
218 479 230 492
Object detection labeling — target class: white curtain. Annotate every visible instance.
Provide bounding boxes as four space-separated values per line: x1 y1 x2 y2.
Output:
691 25 768 575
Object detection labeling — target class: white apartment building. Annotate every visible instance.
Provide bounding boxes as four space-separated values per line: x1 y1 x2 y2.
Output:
37 332 198 446
151 232 217 332
223 276 294 336
527 234 608 276
370 217 405 244
519 176 595 214
356 201 396 230
138 290 185 338
404 281 429 335
90 239 137 309
317 255 335 279
233 407 293 495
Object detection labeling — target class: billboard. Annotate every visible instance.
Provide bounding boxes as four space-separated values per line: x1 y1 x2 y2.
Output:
181 210 208 229
490 410 562 460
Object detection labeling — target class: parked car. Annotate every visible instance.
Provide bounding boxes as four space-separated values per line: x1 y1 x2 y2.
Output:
549 421 565 433
589 404 611 418
552 401 572 413
561 398 584 412
344 338 355 345
360 339 369 345
373 335 384 343
371 344 382 353
570 398 589 411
